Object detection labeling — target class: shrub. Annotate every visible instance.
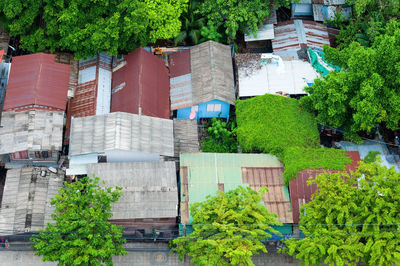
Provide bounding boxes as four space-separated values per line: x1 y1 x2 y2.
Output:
201 117 237 153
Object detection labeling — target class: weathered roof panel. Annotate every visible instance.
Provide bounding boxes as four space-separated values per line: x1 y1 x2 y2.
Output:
87 161 178 219
169 49 191 78
0 110 64 154
173 119 199 156
111 47 170 119
3 53 70 111
69 112 174 157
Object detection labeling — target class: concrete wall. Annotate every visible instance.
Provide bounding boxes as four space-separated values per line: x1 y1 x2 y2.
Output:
0 242 299 266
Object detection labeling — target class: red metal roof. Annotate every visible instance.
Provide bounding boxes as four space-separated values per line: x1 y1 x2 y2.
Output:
3 53 70 112
289 151 361 223
111 47 170 119
168 49 191 78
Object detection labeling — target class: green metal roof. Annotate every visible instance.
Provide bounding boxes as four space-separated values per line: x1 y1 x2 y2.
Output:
180 153 284 224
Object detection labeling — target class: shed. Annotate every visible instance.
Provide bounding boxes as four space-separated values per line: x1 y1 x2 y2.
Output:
0 167 64 234
237 53 319 97
111 47 170 119
169 41 235 122
173 119 199 157
180 153 293 236
272 20 331 60
0 110 64 164
3 53 70 112
289 151 361 223
67 112 174 175
87 161 178 234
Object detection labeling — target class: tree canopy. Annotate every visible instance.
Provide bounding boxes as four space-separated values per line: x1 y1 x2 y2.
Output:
0 0 187 58
283 161 400 266
31 176 127 265
172 186 281 266
198 0 290 43
301 20 400 139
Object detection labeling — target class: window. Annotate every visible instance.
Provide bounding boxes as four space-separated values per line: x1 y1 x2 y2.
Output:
206 104 222 112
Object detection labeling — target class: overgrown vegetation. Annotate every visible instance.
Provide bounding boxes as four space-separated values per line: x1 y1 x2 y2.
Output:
171 186 281 265
363 151 380 163
283 161 400 265
201 117 237 153
236 94 350 184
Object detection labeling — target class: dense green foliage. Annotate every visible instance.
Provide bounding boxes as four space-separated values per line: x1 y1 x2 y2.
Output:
201 117 237 153
363 151 380 163
283 161 400 265
0 0 187 58
282 147 351 185
198 0 290 43
172 186 281 265
335 0 400 48
174 0 206 45
301 20 400 137
236 95 350 183
31 177 127 265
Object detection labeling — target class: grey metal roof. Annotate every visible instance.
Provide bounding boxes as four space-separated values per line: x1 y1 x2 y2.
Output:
190 41 235 105
87 161 178 219
173 119 199 156
69 112 174 156
0 110 64 155
0 167 64 234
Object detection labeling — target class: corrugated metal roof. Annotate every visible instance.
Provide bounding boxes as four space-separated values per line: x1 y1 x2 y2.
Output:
173 119 199 156
191 41 235 105
111 47 170 119
289 151 361 223
169 49 191 78
245 24 275 42
88 161 178 220
0 110 64 154
69 112 174 157
312 0 345 4
179 153 285 224
242 167 293 223
237 54 319 97
0 167 64 234
313 4 352 22
3 53 70 112
272 20 330 60
170 74 193 110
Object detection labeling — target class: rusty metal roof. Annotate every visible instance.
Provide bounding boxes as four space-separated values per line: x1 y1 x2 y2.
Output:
289 151 361 223
3 53 70 112
242 167 293 223
169 50 193 110
169 49 191 78
272 20 331 60
111 47 170 119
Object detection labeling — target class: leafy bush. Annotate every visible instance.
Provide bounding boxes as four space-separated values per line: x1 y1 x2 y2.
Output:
236 94 350 184
201 117 237 153
282 147 351 185
363 151 380 163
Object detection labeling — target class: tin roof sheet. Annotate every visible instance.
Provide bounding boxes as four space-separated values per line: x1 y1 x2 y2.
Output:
237 54 319 97
179 153 289 224
0 110 64 154
111 47 170 119
69 112 174 157
3 53 70 111
272 20 330 60
88 161 178 219
173 119 199 156
289 151 361 223
0 167 64 234
169 49 191 78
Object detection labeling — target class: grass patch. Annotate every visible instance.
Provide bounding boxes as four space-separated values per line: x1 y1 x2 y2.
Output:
236 94 351 184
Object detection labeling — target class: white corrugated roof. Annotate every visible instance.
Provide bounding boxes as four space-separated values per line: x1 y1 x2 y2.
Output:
69 112 174 156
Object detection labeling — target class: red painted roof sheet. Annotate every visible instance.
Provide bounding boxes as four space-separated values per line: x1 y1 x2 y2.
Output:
168 49 191 78
289 151 361 223
3 53 70 112
111 47 170 119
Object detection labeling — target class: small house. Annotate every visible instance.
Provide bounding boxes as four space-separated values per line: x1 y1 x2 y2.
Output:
0 167 64 234
88 161 178 238
67 112 174 175
169 41 235 122
180 153 293 237
111 47 170 119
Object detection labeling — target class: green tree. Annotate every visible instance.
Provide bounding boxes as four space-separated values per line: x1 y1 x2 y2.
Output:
198 0 290 43
174 0 206 45
283 161 400 265
172 186 281 265
301 19 400 138
0 0 187 58
201 117 237 153
31 176 127 265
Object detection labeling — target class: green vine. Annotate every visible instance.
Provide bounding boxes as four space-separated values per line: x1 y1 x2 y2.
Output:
201 117 237 153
